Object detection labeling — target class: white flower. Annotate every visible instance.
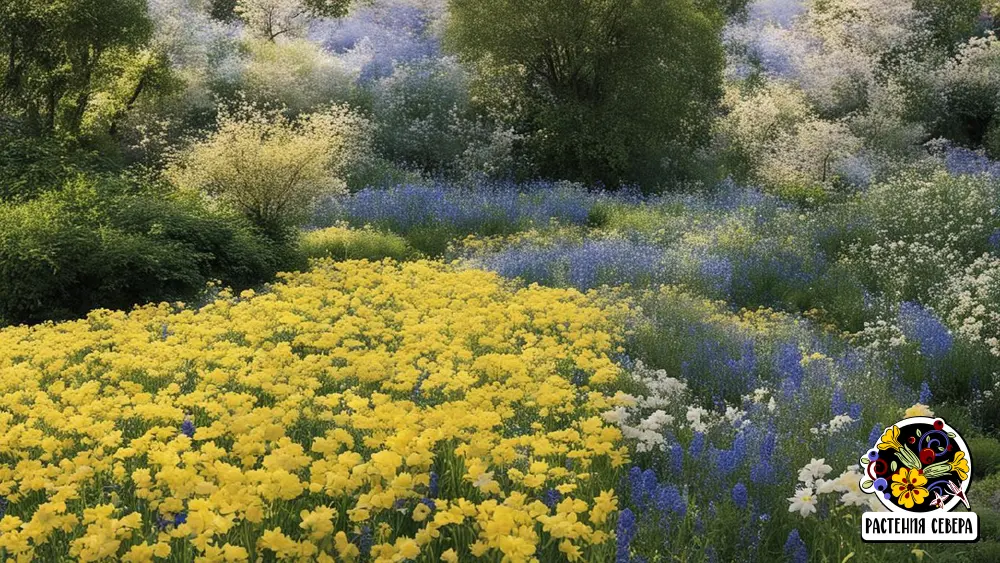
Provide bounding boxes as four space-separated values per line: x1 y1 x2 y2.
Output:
797 458 833 485
686 406 711 433
788 487 818 517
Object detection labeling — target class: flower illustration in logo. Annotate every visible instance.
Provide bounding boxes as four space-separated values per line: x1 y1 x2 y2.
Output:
860 417 972 513
890 467 928 509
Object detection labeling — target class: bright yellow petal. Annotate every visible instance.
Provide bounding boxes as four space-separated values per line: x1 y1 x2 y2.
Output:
899 492 915 509
891 470 907 484
910 471 928 487
891 483 907 496
910 488 928 504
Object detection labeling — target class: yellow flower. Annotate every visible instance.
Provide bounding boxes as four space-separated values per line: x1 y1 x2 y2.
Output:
890 468 929 509
877 426 903 451
904 404 934 418
412 503 432 522
559 540 583 561
440 549 459 563
949 452 970 481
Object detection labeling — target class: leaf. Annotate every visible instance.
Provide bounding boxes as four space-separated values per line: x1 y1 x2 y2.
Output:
948 432 956 438
842 553 856 563
861 479 873 489
891 460 898 471
861 457 870 464
916 429 922 437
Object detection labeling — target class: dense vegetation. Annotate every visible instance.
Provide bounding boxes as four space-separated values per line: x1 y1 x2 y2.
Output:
2 0 1000 561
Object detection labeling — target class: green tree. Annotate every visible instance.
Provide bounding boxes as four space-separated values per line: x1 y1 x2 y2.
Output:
913 0 983 52
446 0 725 188
0 0 153 135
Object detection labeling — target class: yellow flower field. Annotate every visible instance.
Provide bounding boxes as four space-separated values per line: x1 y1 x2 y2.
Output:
0 259 630 562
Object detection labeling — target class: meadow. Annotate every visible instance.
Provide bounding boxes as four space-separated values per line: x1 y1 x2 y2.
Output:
2 0 1000 561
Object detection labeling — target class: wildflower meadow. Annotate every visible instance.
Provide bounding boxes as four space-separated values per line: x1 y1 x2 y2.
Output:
2 0 1000 562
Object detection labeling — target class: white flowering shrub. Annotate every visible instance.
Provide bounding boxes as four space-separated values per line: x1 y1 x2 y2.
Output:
927 33 1000 152
370 57 519 179
239 38 358 112
937 254 1000 357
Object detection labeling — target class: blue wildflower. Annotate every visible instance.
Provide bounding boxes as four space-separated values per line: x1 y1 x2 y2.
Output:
918 381 932 405
784 529 808 563
898 302 953 360
428 471 439 498
616 509 637 563
542 489 562 510
732 482 749 510
180 417 195 439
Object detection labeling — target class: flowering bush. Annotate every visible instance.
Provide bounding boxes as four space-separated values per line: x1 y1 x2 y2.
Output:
168 104 371 237
0 259 631 562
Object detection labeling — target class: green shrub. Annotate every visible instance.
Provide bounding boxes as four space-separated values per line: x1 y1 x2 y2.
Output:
0 175 283 325
0 134 107 202
298 226 414 263
970 436 1000 479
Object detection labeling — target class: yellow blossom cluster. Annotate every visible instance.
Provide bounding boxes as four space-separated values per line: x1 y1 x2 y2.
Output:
0 259 629 562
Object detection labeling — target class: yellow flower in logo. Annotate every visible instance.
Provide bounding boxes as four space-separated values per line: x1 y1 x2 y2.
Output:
949 452 969 481
890 468 929 509
878 426 903 451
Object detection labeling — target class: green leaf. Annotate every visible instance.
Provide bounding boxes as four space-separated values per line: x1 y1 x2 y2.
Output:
861 457 870 465
861 479 873 489
916 429 922 437
948 432 956 438
891 461 898 471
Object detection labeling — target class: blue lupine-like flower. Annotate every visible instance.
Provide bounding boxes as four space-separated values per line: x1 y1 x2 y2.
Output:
989 229 1000 251
714 433 747 476
750 429 778 485
688 432 705 460
428 471 439 498
180 417 195 439
898 302 953 360
173 512 187 527
654 484 686 518
775 343 805 393
420 498 435 511
831 388 846 417
919 381 932 405
868 423 883 447
542 488 563 509
321 182 607 237
616 509 637 563
670 443 684 474
355 525 373 559
848 402 862 421
784 529 809 563
941 144 1000 178
0 497 7 520
732 482 749 509
699 255 734 297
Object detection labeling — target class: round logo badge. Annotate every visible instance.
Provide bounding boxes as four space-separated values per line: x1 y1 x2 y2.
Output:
860 417 971 513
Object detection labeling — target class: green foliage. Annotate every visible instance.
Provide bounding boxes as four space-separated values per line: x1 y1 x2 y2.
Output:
0 133 109 202
0 0 153 135
913 0 983 52
445 0 725 188
209 0 239 21
0 175 283 326
969 436 1000 478
298 225 414 263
